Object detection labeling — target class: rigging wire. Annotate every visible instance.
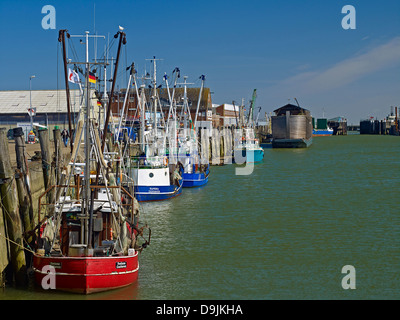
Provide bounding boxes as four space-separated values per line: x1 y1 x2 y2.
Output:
67 37 80 65
56 41 61 128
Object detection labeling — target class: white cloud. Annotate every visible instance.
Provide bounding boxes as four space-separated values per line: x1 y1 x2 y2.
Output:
277 36 400 94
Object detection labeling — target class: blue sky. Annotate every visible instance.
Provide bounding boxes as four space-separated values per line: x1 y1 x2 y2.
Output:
1 0 399 124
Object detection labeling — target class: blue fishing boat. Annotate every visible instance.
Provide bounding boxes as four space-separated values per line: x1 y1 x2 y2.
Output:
170 74 210 188
134 182 183 202
119 57 185 202
181 163 210 188
234 145 264 163
128 156 183 202
233 128 264 164
232 90 264 163
174 136 210 188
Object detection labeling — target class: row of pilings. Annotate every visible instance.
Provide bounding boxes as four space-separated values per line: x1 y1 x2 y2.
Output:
0 127 65 288
200 126 266 166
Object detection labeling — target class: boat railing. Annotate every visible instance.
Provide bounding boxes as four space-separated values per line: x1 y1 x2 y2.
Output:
128 155 168 169
234 138 260 147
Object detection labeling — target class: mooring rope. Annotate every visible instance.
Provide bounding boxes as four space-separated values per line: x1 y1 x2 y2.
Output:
0 232 35 255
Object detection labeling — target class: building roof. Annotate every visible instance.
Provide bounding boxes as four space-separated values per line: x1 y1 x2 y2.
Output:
115 87 212 111
0 89 83 114
273 103 310 116
157 87 212 111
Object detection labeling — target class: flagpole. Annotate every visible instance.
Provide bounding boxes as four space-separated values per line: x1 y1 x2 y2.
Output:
29 75 36 133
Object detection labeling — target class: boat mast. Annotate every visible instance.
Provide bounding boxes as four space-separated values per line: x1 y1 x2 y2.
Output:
145 56 162 139
68 30 106 247
194 75 205 130
94 30 125 188
178 76 194 135
101 38 108 129
140 84 146 153
152 58 157 136
232 100 239 127
163 73 172 125
115 62 134 142
130 67 145 153
58 29 73 153
164 67 180 123
84 32 91 240
101 30 126 153
183 76 188 133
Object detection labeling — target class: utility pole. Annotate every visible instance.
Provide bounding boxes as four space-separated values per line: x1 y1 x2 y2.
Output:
29 75 36 133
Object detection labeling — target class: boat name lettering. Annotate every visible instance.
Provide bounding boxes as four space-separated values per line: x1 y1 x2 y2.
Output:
49 262 62 269
116 261 127 269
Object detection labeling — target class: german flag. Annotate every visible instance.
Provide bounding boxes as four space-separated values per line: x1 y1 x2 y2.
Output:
97 100 101 107
89 71 96 84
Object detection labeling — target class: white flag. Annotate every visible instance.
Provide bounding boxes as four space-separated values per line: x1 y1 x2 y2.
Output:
68 68 80 84
27 107 36 116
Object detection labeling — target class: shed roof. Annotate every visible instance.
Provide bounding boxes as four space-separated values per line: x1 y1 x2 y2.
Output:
273 103 310 116
0 89 83 114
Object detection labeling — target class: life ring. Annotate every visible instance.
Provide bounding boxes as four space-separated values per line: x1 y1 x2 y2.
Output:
163 157 169 166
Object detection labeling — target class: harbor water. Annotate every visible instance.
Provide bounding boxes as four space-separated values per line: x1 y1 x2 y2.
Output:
1 134 399 300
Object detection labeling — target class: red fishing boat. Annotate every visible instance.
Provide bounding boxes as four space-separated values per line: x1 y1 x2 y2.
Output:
33 251 139 294
32 184 148 294
31 28 150 294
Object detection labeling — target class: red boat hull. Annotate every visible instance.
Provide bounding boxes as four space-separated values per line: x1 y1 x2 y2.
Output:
33 252 139 294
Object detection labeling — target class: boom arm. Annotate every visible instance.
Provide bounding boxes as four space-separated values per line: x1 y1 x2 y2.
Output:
246 89 257 126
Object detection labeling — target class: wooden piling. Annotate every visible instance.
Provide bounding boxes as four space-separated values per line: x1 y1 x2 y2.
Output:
53 127 62 184
38 128 52 190
211 129 220 165
0 128 27 286
200 128 209 165
13 128 33 238
0 200 8 287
